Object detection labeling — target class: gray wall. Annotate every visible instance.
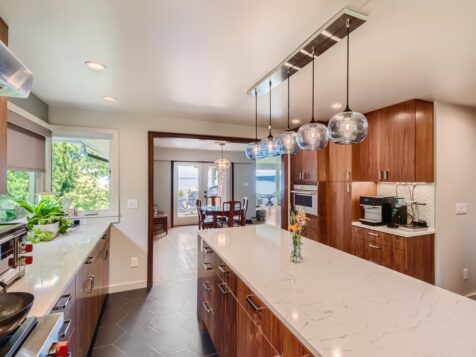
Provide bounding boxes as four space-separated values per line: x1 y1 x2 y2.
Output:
9 93 49 122
232 163 256 220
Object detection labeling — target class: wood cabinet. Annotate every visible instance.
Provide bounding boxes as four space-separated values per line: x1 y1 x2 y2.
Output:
351 226 435 283
0 19 8 194
328 142 352 182
352 99 434 183
290 147 327 184
197 237 314 357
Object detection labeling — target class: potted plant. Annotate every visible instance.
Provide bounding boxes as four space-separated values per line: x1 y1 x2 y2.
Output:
17 196 71 243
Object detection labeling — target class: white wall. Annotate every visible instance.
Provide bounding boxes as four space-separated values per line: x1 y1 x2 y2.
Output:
49 106 266 292
435 102 476 296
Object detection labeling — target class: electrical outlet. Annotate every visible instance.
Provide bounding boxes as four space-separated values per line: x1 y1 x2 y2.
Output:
130 257 138 268
456 203 468 215
464 268 469 281
127 199 139 209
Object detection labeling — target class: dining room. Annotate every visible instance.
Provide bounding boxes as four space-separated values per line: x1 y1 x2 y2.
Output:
149 133 266 286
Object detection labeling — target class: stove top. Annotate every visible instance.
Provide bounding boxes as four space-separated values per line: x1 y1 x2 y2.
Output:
0 317 38 357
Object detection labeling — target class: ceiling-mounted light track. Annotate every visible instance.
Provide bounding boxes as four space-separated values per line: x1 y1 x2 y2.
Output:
247 8 366 97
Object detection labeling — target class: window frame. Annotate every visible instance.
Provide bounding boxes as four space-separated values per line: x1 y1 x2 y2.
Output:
50 125 119 218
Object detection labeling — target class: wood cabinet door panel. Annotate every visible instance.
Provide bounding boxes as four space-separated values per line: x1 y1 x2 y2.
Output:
351 227 365 258
328 142 352 181
352 111 380 181
326 182 346 250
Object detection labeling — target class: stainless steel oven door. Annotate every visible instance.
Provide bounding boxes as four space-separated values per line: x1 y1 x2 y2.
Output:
291 189 318 216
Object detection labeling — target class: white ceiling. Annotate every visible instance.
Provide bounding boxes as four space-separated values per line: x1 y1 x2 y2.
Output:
1 0 476 128
154 138 247 152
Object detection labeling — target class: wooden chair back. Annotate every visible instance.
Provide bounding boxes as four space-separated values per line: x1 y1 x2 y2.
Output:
223 201 242 227
206 196 222 208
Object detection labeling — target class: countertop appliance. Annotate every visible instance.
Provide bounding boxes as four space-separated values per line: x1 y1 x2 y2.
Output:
0 40 33 98
0 224 33 288
359 196 392 226
0 312 69 357
291 184 318 216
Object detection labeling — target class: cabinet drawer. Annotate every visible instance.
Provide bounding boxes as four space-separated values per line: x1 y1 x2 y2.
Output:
51 277 76 321
363 229 388 247
215 257 237 296
391 235 407 250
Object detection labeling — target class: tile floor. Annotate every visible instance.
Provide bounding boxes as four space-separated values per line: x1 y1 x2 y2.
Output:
90 226 216 356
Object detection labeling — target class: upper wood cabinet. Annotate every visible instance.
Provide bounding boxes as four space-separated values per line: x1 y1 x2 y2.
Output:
0 19 8 194
290 146 327 184
328 142 352 181
352 99 434 182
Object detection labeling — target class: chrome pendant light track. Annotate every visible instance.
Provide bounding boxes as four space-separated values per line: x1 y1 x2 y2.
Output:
276 70 299 155
259 81 279 157
245 89 263 160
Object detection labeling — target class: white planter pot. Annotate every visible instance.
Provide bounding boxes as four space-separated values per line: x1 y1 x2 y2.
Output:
33 222 60 238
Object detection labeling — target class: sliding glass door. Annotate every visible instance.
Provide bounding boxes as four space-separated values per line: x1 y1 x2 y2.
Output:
173 162 230 226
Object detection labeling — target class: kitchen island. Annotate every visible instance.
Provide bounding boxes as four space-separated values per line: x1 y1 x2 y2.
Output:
198 224 476 357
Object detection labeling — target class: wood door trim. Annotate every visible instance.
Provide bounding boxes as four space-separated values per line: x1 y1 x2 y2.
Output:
148 131 254 288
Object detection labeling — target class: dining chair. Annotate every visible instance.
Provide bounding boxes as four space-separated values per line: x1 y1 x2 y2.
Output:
222 201 242 228
206 196 222 208
196 199 213 230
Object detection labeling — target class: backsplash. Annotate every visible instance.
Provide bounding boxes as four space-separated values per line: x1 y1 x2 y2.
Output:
377 183 435 228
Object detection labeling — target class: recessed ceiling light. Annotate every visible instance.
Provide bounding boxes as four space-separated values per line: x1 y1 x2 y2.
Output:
291 118 301 125
85 61 107 71
103 96 117 102
331 102 343 110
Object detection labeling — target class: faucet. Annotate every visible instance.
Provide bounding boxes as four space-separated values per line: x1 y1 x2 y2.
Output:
0 281 7 293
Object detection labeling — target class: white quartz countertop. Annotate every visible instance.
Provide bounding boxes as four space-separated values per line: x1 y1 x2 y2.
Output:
352 221 435 237
199 224 476 357
9 218 117 317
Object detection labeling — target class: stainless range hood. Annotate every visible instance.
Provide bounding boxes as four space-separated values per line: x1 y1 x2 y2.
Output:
0 40 33 98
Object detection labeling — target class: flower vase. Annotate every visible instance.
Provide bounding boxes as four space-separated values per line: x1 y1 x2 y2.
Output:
290 232 303 263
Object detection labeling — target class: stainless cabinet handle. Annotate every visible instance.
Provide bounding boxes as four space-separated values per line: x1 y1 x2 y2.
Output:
86 275 94 293
378 170 382 180
218 282 229 295
347 183 351 193
52 294 72 312
369 243 381 249
384 170 388 180
203 246 214 254
202 281 212 292
202 301 213 313
85 256 95 264
59 319 71 339
218 264 229 274
368 232 379 237
203 262 213 271
245 294 266 313
103 248 109 260
346 171 351 180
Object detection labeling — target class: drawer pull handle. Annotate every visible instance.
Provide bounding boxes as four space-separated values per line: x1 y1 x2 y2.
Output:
203 262 213 271
59 319 72 339
86 275 95 293
202 301 213 313
218 264 229 274
367 232 379 237
85 256 95 264
245 294 266 313
203 246 214 254
52 294 72 311
218 282 229 295
369 243 381 249
202 281 212 292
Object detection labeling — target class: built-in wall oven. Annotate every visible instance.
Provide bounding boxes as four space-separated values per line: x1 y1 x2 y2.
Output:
291 184 318 216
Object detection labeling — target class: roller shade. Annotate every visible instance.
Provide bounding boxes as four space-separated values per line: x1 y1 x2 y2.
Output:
6 115 47 172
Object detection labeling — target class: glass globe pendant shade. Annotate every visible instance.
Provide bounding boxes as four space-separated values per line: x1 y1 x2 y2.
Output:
214 158 231 170
259 136 279 157
245 141 262 160
328 109 368 144
296 122 329 150
276 130 299 155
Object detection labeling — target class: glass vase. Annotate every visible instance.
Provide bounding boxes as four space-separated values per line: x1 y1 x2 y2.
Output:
290 233 303 263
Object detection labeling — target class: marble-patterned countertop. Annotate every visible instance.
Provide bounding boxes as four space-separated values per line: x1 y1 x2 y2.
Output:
352 221 435 237
199 224 476 357
9 218 117 317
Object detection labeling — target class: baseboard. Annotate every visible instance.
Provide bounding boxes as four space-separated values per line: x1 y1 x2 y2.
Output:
108 280 147 293
465 291 476 300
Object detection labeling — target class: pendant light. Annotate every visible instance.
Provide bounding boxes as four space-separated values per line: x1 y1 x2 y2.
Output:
276 70 300 155
214 142 231 170
296 47 329 150
245 90 263 160
328 19 368 144
259 81 279 157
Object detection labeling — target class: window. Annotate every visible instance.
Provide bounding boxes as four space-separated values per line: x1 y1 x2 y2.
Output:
7 170 45 203
52 137 112 213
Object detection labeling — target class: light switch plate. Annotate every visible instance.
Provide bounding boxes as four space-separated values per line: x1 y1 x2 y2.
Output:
456 203 468 215
127 199 139 209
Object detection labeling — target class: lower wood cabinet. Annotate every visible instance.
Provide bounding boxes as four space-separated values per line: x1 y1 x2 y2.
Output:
51 227 110 357
351 226 434 284
197 237 314 357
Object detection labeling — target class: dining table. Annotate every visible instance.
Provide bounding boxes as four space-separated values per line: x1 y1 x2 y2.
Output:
200 205 246 228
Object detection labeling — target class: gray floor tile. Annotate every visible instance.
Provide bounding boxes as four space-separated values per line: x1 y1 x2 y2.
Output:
94 325 125 348
149 311 189 332
151 327 194 355
182 316 205 334
115 326 162 353
99 307 127 327
123 346 164 356
188 332 215 356
91 345 124 357
166 349 198 357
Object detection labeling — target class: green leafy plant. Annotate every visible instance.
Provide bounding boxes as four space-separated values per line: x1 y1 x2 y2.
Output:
27 228 54 243
17 196 71 235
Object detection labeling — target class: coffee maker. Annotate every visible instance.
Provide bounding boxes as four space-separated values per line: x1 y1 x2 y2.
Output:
359 196 393 226
388 197 407 228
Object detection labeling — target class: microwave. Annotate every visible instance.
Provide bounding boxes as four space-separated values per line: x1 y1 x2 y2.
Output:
291 184 318 216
